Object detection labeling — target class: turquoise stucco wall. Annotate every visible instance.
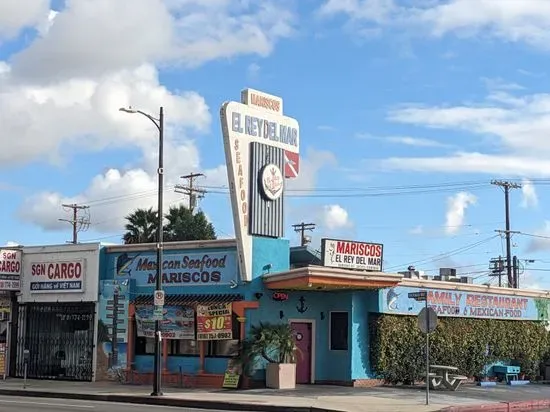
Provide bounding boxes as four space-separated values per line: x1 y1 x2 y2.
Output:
248 291 353 382
350 290 379 379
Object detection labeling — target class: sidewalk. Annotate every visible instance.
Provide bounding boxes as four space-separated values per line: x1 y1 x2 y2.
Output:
0 379 548 412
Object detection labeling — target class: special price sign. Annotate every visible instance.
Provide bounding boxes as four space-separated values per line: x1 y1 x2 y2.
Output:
196 303 233 341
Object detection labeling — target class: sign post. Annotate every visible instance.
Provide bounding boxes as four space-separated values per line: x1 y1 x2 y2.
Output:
408 291 438 406
23 349 29 389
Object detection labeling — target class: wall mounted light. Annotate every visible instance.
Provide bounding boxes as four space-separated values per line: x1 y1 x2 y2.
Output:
254 292 263 300
320 312 325 320
279 310 284 319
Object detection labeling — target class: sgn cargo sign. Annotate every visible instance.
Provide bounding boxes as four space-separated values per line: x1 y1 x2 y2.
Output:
321 238 383 272
30 260 85 293
0 249 21 291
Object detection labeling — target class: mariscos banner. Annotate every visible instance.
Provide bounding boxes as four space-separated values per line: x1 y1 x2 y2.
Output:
135 306 195 339
196 303 233 340
321 238 383 272
30 260 84 292
381 286 549 321
114 251 238 288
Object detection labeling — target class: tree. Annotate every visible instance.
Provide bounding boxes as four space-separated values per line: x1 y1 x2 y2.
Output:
164 205 216 241
122 205 216 244
122 207 158 244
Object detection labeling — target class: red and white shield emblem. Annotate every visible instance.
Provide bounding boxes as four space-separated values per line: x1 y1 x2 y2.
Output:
284 151 299 178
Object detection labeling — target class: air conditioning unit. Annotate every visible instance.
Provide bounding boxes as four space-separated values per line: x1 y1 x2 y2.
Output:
460 276 473 284
398 270 420 279
421 275 433 281
433 276 441 281
440 268 457 277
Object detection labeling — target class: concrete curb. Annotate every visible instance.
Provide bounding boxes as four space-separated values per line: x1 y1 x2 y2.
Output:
440 399 550 412
0 388 343 412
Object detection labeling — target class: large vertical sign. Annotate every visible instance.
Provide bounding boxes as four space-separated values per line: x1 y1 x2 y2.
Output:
0 249 21 291
220 89 300 281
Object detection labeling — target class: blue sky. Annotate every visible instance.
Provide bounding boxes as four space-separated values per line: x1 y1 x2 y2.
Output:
2 0 550 289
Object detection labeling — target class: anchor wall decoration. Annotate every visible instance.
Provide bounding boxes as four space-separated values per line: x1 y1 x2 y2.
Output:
296 296 308 313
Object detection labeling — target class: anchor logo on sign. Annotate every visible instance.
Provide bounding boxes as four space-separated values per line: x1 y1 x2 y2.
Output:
296 296 308 314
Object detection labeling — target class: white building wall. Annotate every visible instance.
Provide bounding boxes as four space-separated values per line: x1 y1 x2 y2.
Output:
19 243 101 304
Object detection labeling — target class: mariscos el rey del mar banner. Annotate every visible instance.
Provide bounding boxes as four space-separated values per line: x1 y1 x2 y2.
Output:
381 286 550 321
321 238 383 272
114 250 238 287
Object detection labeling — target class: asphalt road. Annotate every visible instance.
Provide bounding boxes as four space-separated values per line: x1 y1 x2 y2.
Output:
0 396 237 412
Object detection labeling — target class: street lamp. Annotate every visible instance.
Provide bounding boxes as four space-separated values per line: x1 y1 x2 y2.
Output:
119 106 164 396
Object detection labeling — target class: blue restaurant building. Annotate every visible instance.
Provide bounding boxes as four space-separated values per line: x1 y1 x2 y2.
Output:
96 237 550 387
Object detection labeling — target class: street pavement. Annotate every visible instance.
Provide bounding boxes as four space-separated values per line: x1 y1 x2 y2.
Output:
0 395 237 412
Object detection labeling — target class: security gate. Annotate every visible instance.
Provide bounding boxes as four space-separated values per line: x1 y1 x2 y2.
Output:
15 303 95 381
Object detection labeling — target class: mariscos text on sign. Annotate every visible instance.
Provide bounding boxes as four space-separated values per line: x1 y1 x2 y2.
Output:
335 241 382 257
31 261 83 279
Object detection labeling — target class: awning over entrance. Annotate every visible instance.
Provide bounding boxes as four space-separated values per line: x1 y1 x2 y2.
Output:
263 265 402 291
133 293 244 307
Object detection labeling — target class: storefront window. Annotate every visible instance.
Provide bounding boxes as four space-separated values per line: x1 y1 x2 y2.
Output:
134 312 240 357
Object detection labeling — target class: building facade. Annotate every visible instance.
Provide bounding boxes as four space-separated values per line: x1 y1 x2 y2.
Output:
12 243 101 382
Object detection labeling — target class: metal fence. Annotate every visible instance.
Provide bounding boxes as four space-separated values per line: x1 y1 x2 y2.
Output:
15 302 95 381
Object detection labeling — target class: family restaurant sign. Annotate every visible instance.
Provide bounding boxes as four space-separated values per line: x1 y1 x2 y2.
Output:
381 286 548 321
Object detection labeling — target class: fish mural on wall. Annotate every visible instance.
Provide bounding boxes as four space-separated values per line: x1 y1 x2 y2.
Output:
386 287 400 311
116 253 140 277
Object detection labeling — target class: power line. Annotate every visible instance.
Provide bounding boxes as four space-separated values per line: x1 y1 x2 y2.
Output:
292 222 316 246
384 235 500 272
59 203 90 244
491 180 522 288
174 173 207 212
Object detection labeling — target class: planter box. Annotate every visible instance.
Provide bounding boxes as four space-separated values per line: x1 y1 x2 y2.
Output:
266 363 296 389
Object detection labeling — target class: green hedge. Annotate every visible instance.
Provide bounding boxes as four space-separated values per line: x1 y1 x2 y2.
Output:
370 315 550 384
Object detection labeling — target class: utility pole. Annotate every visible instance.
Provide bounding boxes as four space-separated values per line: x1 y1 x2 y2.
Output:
292 222 316 246
488 256 505 287
175 173 206 212
59 204 90 244
491 180 521 288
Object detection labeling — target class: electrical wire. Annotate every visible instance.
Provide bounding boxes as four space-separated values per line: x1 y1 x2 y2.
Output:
384 235 500 272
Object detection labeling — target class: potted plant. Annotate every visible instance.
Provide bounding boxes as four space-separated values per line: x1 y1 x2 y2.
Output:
238 322 298 389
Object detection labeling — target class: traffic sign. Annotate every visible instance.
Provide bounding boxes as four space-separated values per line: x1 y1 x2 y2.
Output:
418 307 438 334
154 290 165 306
408 291 427 301
153 305 163 321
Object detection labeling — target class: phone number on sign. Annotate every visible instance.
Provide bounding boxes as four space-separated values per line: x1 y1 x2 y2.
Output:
197 332 232 340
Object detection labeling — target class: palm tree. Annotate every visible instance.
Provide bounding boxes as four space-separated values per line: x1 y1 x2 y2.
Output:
122 207 158 244
164 205 216 241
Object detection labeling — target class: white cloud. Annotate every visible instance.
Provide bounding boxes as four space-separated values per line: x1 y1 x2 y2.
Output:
317 125 337 132
376 87 550 176
357 133 450 148
10 0 296 82
409 225 423 235
320 204 353 231
246 63 261 82
378 152 550 177
286 148 337 192
0 0 50 41
318 0 550 51
0 63 210 166
445 192 476 235
4 241 21 247
521 179 538 208
526 221 550 253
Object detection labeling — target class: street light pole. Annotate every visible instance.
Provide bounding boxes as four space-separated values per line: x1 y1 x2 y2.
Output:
119 106 164 396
